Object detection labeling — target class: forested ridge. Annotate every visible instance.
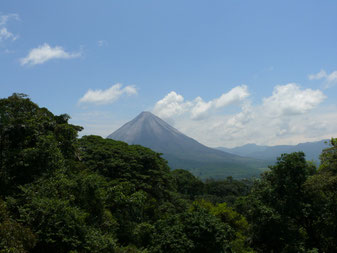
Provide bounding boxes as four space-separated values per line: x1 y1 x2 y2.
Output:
0 94 336 253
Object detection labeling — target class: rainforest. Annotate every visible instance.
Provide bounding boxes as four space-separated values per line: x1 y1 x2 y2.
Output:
1 94 336 253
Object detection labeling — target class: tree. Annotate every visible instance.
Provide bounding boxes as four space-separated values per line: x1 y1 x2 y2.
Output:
243 152 316 252
0 198 36 252
77 135 175 203
319 138 337 173
171 169 204 200
203 177 252 205
15 169 117 253
303 138 337 252
0 93 82 196
192 199 254 253
150 207 233 253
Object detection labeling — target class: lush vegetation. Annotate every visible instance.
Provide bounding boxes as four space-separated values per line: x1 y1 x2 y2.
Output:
1 94 337 252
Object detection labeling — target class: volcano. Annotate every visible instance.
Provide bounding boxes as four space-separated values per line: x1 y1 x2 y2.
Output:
107 112 268 179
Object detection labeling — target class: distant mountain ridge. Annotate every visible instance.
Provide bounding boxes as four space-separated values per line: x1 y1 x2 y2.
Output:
216 139 330 165
107 112 268 179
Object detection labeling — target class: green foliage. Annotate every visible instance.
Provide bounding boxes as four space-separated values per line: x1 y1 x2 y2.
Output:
319 138 337 173
302 138 337 252
171 169 204 199
15 169 117 253
191 200 253 253
171 169 252 206
132 222 155 248
77 135 174 201
242 152 317 252
150 207 232 253
114 245 149 253
2 94 337 253
211 202 248 233
0 93 82 196
201 177 252 205
0 199 36 253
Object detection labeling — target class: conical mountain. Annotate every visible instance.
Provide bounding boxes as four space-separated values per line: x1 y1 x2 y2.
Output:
108 112 268 179
108 111 234 158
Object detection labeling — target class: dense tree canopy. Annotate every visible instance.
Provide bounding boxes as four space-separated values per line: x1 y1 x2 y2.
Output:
0 93 82 196
0 94 336 253
303 138 337 252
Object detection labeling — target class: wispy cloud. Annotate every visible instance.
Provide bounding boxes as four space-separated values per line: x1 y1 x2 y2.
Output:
0 27 18 41
20 43 81 66
309 69 337 88
97 40 107 47
79 83 137 105
0 13 19 42
0 14 19 26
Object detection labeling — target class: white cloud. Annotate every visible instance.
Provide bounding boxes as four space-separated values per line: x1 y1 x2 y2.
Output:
0 14 19 42
262 83 326 116
153 85 249 120
79 83 137 105
226 102 253 130
151 83 330 148
20 43 81 66
214 85 249 108
124 85 138 95
308 70 327 80
327 71 337 83
97 40 107 47
0 14 19 26
0 27 17 41
308 69 337 88
190 97 213 119
152 91 192 118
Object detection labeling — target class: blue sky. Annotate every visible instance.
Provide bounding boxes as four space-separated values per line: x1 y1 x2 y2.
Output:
1 0 337 147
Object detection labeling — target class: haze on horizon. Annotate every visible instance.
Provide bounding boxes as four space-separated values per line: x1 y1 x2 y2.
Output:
1 1 337 148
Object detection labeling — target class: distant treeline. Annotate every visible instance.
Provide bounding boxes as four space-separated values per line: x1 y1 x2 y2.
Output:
0 93 336 252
